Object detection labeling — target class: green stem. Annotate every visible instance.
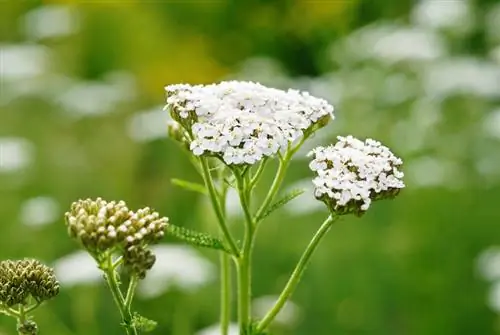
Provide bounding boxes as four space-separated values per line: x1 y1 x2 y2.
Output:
256 215 338 332
219 169 232 335
16 305 27 335
249 158 268 189
254 156 290 224
125 275 139 311
24 302 41 314
235 173 254 334
0 303 20 318
199 157 240 257
254 138 306 224
220 253 231 335
103 256 138 335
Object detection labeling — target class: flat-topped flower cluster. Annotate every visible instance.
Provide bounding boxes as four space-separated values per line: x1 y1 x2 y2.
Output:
308 136 405 215
165 81 334 165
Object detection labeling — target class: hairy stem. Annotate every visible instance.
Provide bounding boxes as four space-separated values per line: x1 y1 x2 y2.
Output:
249 158 268 189
103 256 138 335
254 154 291 225
235 173 254 334
256 215 338 332
125 275 139 311
218 170 232 335
199 157 240 256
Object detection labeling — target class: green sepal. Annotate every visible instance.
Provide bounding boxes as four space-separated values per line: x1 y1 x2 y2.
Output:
171 178 207 195
167 224 230 253
257 189 305 222
131 313 157 332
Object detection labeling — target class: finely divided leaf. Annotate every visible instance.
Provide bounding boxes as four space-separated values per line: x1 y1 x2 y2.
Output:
257 189 305 222
167 224 230 253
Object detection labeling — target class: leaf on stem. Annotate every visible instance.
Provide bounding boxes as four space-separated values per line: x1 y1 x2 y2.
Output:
171 178 207 195
167 224 230 253
132 313 157 332
256 189 305 222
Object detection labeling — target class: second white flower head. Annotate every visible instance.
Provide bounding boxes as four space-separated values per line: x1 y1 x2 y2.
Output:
309 136 405 215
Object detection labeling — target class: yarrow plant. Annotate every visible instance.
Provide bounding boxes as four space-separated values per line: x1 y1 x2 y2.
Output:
162 81 405 335
62 198 227 334
0 259 59 334
55 80 404 335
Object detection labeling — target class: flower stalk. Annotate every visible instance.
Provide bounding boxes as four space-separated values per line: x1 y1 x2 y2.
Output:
256 215 338 331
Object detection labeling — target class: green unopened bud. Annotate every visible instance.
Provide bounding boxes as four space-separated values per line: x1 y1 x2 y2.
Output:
65 198 132 254
123 245 156 279
128 207 168 245
65 198 168 256
0 259 59 307
17 320 38 335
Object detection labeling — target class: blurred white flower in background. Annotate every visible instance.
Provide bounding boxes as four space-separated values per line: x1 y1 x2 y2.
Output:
235 57 289 87
20 196 60 227
196 323 239 335
23 5 80 40
0 44 49 81
412 0 472 33
225 187 243 218
477 247 500 313
477 247 500 281
0 137 33 173
127 106 167 142
53 251 101 287
252 295 301 326
483 108 500 139
137 245 215 298
333 23 446 65
390 98 441 154
296 74 343 106
491 46 500 64
405 156 464 189
488 282 500 313
423 58 500 99
284 179 323 216
56 71 136 117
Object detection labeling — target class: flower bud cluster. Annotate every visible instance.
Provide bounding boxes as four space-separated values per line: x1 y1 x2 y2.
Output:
165 81 334 165
17 320 38 335
0 259 59 307
65 198 168 279
309 136 405 216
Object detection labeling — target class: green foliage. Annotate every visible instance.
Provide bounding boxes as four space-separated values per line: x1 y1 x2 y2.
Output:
131 313 157 333
257 189 305 222
166 224 229 253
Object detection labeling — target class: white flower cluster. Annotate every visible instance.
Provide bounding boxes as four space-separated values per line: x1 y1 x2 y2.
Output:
165 81 334 165
309 136 405 214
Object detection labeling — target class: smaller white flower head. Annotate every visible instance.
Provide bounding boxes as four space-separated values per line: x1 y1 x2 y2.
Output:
165 81 334 165
308 135 404 215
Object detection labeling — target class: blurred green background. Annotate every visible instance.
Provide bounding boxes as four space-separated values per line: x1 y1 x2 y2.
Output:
2 0 500 334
